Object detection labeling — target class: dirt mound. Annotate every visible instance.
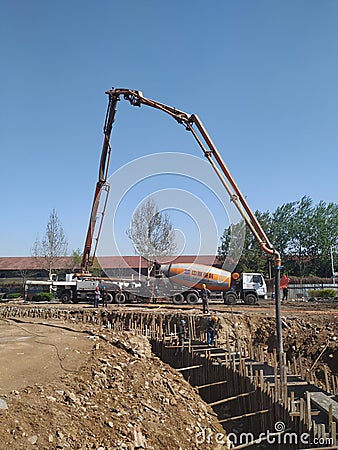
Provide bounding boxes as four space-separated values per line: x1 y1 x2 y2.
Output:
0 323 227 449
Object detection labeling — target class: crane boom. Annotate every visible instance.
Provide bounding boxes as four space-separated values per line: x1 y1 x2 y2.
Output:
81 92 119 272
81 88 281 273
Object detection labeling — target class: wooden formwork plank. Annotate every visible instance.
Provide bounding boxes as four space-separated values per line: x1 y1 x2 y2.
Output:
176 365 203 372
309 392 338 422
208 390 255 406
196 380 228 389
267 381 309 386
219 408 270 423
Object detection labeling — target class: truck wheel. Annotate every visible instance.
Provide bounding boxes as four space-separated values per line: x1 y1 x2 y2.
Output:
172 293 184 305
60 290 72 304
185 292 199 305
244 293 257 305
106 293 114 304
114 292 126 304
224 292 237 305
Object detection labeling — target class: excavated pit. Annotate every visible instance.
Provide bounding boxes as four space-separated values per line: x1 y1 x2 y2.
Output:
0 304 337 449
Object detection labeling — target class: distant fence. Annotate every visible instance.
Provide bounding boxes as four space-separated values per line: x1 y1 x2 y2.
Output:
265 280 338 300
287 284 338 300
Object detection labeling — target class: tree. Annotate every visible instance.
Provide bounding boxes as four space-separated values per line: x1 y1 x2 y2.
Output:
16 268 29 294
271 201 297 258
218 196 338 278
287 196 314 277
218 220 246 272
71 248 102 276
32 209 68 278
71 248 82 269
219 211 273 276
127 198 177 274
308 201 338 277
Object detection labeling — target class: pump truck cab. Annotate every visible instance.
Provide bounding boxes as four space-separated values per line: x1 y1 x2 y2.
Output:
160 263 266 305
52 275 145 304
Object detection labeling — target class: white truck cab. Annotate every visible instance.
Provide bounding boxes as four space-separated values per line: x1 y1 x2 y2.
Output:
242 273 267 299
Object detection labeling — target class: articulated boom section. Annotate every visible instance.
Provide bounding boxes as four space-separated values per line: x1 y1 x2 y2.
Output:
82 87 281 274
83 88 280 268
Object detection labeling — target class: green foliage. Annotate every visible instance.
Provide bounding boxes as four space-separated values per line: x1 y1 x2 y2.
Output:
7 293 21 299
71 248 102 276
37 292 54 302
219 211 273 277
307 289 337 299
218 196 338 278
72 248 82 267
89 257 104 277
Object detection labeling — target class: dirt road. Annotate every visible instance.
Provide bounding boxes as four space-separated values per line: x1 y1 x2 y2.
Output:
0 319 92 394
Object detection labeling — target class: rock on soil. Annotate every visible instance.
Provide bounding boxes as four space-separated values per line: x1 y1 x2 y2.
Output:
0 327 228 449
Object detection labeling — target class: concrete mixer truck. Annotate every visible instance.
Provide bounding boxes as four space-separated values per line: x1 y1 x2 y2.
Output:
158 262 266 305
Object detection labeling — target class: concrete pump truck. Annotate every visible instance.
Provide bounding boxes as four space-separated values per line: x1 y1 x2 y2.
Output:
75 88 280 306
26 88 279 307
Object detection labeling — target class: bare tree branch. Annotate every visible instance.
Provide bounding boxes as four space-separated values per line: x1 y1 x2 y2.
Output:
32 209 68 278
127 198 177 270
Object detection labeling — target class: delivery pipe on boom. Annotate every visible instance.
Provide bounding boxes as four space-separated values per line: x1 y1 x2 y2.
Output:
81 92 119 273
105 89 281 262
82 88 283 381
187 115 277 257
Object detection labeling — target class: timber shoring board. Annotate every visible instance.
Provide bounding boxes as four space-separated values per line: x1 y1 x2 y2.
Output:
309 391 338 423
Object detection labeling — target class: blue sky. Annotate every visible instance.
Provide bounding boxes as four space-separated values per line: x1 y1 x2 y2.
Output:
1 0 338 257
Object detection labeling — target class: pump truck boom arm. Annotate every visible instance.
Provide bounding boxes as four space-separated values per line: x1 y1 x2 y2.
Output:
81 92 119 272
81 87 280 274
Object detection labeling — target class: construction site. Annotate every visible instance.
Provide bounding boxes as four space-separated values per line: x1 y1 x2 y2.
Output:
0 298 337 449
1 86 337 450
